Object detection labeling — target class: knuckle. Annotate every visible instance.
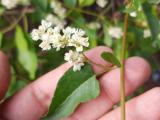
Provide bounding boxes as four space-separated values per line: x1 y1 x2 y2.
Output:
30 84 51 114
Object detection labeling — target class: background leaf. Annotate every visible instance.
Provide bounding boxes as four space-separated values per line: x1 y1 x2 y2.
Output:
15 26 38 79
143 2 160 41
64 0 77 7
45 64 100 120
103 23 113 47
32 0 48 12
101 52 121 67
148 0 160 4
78 0 96 6
0 32 2 47
143 2 160 48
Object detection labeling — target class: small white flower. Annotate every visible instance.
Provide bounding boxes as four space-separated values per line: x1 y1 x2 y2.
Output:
52 34 67 51
63 27 89 52
70 35 89 52
42 27 62 51
64 50 85 71
31 20 52 41
1 0 30 9
108 27 123 39
130 11 137 17
31 29 41 41
1 0 19 9
73 62 85 71
41 20 52 30
45 14 66 28
50 0 66 18
87 22 101 29
96 0 108 8
64 50 85 64
63 27 76 37
31 20 57 50
143 29 151 38
39 40 52 51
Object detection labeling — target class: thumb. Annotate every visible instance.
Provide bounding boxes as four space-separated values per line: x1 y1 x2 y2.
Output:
0 51 10 100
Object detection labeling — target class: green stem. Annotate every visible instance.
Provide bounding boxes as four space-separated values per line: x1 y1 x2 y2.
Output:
75 8 103 19
120 12 129 120
63 3 105 21
82 53 117 77
23 15 28 32
4 8 34 15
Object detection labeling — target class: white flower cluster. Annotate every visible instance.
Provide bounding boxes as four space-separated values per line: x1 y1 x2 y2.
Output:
143 29 151 38
50 0 66 19
96 0 108 8
45 14 66 29
87 22 101 29
64 50 85 71
45 0 67 28
31 20 89 71
1 0 19 9
130 11 137 17
1 0 30 9
108 27 123 39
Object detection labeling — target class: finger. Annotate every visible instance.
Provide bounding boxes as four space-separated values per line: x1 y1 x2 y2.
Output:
0 46 112 120
98 87 160 120
0 51 10 100
66 57 151 120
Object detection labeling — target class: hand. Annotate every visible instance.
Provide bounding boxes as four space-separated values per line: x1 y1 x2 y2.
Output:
0 46 159 120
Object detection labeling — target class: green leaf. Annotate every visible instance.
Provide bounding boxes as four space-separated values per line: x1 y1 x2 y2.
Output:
132 0 141 10
0 33 3 47
15 26 38 79
153 34 160 48
32 0 48 12
6 67 28 98
123 7 135 14
101 52 121 67
70 11 86 26
143 2 160 41
0 6 5 16
78 0 95 6
45 64 100 120
85 28 97 48
123 0 141 13
103 22 113 47
64 0 77 7
148 0 160 4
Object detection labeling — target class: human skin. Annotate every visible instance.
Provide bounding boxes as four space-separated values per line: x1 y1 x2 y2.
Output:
0 46 160 120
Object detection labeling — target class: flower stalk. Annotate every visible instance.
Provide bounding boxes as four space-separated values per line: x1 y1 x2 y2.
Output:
120 11 129 120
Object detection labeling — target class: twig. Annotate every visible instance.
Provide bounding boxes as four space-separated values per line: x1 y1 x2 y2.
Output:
63 3 105 21
4 8 34 15
0 7 28 34
23 15 28 32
